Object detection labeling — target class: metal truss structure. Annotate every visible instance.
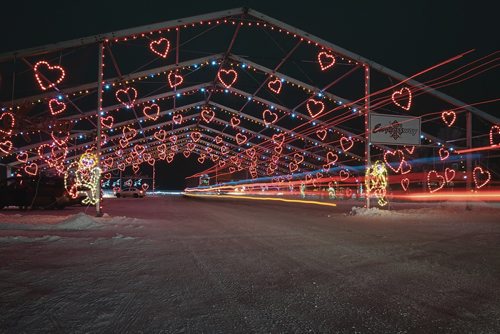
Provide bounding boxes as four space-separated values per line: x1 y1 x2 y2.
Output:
0 8 498 213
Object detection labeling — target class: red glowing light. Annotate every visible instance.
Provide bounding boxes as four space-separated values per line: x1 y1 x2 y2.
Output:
445 167 455 183
267 78 282 94
326 152 338 165
154 129 167 142
306 98 325 118
340 136 354 152
339 169 349 181
115 87 138 108
173 114 183 124
24 163 38 176
316 129 327 141
48 99 66 116
201 108 215 123
191 132 202 142
0 140 13 154
143 104 160 121
16 152 28 163
384 149 405 173
317 51 336 71
427 170 445 193
391 87 412 111
34 61 66 91
441 111 457 127
217 69 238 88
167 71 184 88
149 37 171 58
438 147 450 161
230 116 241 128
236 133 247 145
100 115 114 129
262 109 278 126
490 125 500 146
401 178 410 191
0 112 15 136
473 166 491 189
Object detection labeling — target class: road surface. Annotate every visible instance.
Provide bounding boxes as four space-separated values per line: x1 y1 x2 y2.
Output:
0 196 499 333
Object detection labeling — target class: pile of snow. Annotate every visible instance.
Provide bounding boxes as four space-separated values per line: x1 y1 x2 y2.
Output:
0 235 61 243
349 206 399 217
57 213 103 230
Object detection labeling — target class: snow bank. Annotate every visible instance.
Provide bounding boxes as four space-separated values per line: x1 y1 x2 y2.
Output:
0 235 61 243
57 213 103 230
349 204 500 222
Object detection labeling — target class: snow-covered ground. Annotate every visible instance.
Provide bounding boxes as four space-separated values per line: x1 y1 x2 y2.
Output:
0 196 499 332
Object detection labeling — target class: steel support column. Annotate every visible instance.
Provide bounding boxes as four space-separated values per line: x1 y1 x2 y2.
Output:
96 43 104 217
466 111 472 210
364 65 371 209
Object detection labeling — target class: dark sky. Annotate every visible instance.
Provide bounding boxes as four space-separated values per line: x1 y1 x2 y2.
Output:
2 0 498 73
1 0 498 189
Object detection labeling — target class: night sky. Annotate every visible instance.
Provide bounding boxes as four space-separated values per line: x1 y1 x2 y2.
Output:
1 0 498 189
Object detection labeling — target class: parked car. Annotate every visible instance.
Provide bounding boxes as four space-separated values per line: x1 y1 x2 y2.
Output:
0 175 67 210
115 187 145 198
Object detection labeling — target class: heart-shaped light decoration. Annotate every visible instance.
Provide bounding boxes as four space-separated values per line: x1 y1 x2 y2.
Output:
217 69 238 88
267 78 282 94
306 98 325 118
34 61 66 90
391 87 412 111
317 51 336 71
149 37 170 58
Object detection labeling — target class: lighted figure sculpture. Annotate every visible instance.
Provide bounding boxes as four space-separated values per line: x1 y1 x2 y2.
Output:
300 183 306 198
64 152 102 205
365 160 389 206
328 184 336 199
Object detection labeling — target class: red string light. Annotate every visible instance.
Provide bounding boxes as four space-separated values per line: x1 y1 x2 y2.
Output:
201 108 215 123
100 116 114 129
115 87 138 108
24 162 38 176
490 125 500 146
427 170 445 193
438 147 449 161
154 129 167 141
262 109 278 126
143 103 160 121
230 116 241 128
445 167 455 183
48 99 67 116
317 51 336 71
0 112 15 136
236 133 247 145
167 71 184 88
217 69 238 88
383 149 405 173
173 114 183 124
326 152 338 165
441 111 457 127
401 178 410 191
34 61 66 91
0 140 13 154
404 145 415 154
391 87 412 111
306 98 325 118
267 78 282 94
190 132 202 142
339 169 349 181
340 136 354 152
316 129 327 141
473 166 491 189
16 152 28 163
149 37 171 58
